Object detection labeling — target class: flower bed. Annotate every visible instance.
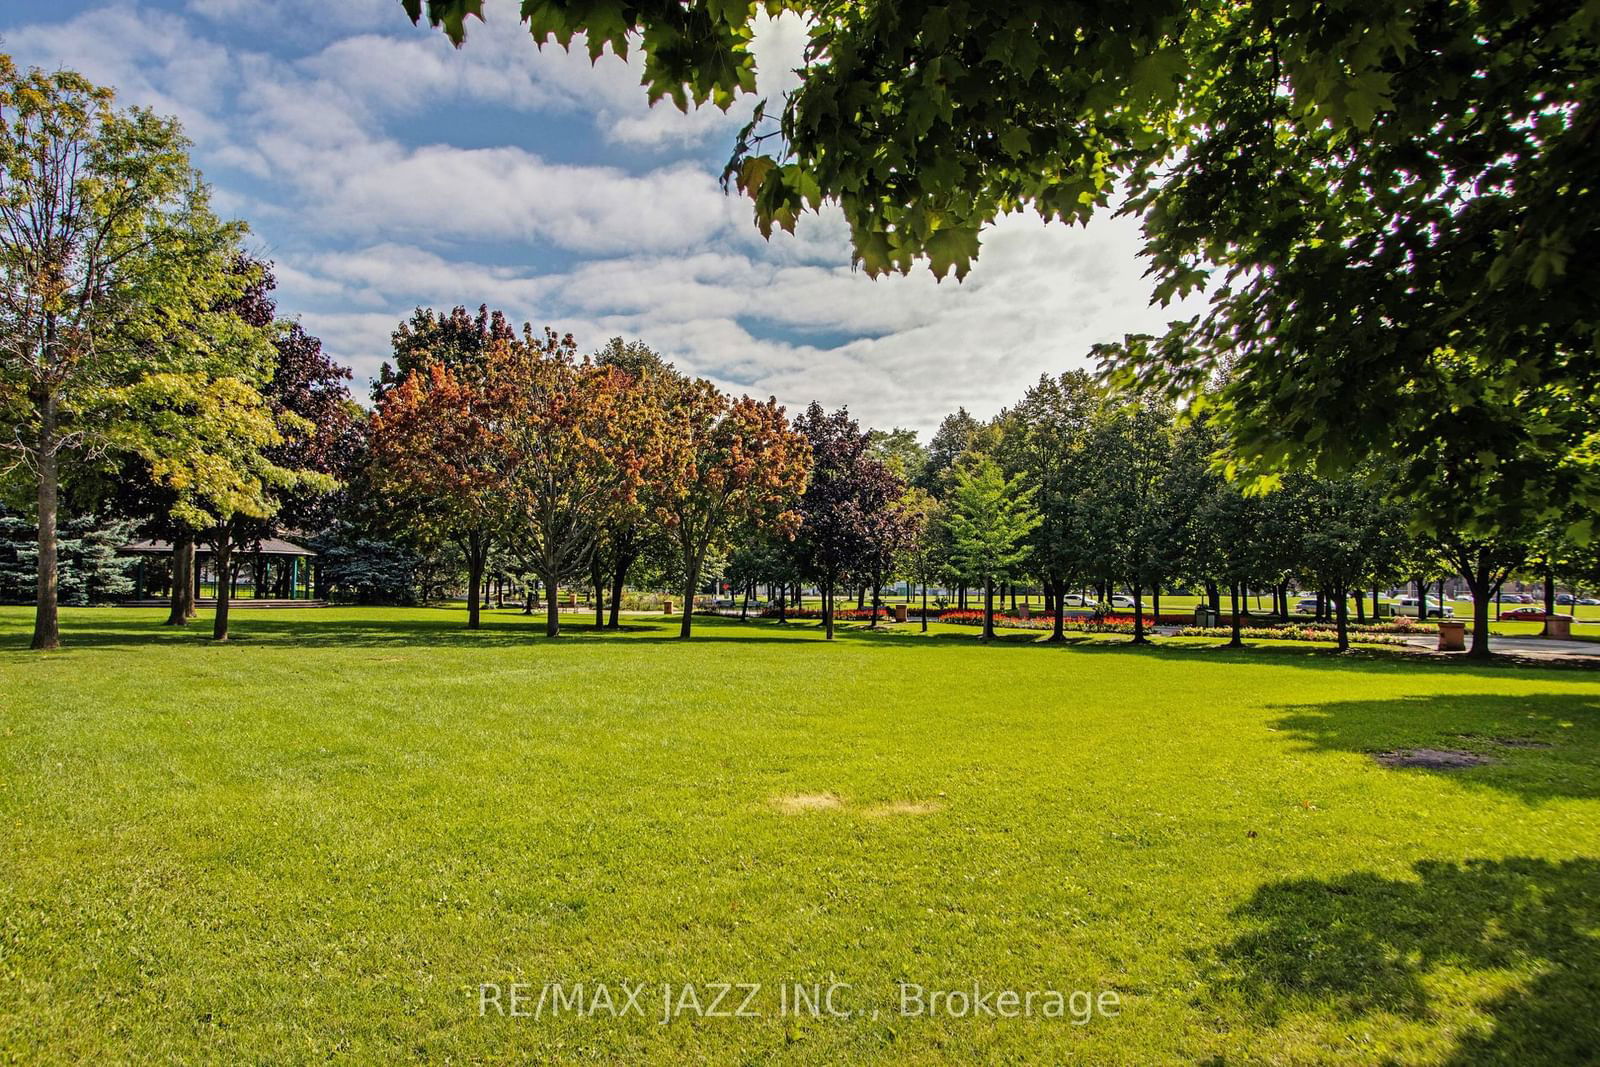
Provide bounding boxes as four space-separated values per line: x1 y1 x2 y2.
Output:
1176 625 1411 646
937 609 1134 634
758 607 892 622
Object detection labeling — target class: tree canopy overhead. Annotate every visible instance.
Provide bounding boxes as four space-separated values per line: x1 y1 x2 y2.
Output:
400 0 1600 535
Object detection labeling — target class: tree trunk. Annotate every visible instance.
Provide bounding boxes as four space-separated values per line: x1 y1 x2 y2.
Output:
869 570 882 628
740 579 751 621
1050 576 1066 642
1132 582 1147 643
1334 581 1350 651
679 558 699 639
212 533 233 642
608 552 631 629
1206 580 1221 615
30 393 60 651
1542 561 1556 636
1152 585 1161 624
921 580 929 633
544 575 562 638
465 530 485 630
823 579 835 641
982 578 995 640
777 581 788 624
1229 582 1242 647
166 535 194 626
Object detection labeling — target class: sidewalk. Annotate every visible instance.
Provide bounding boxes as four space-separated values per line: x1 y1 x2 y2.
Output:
1404 632 1600 665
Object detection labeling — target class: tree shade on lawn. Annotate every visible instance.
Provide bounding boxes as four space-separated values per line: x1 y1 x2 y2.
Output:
3 606 1600 1061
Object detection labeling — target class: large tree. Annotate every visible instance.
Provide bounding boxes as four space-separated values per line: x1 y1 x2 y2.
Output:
368 360 512 630
790 403 908 640
0 60 235 649
1292 472 1410 652
498 330 659 638
655 380 809 639
1008 371 1099 642
945 455 1041 640
1077 390 1174 643
113 372 331 641
592 337 676 629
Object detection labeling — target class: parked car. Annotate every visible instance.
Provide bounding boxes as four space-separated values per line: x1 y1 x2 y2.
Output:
1456 592 1474 601
1499 607 1548 620
1392 595 1454 618
1061 594 1097 607
1581 597 1600 606
1109 594 1135 609
1293 598 1321 614
1556 593 1575 605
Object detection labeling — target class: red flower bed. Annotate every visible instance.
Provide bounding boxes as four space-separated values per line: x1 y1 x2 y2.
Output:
937 609 1133 634
759 607 894 621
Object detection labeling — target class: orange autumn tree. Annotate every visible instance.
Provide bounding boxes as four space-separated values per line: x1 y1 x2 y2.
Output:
497 329 666 638
367 360 511 630
657 380 810 639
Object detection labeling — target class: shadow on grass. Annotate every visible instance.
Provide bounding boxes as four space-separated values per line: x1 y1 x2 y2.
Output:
1202 858 1600 1064
1268 693 1600 802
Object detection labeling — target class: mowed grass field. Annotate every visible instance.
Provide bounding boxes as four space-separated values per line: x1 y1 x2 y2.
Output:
2 607 1598 1064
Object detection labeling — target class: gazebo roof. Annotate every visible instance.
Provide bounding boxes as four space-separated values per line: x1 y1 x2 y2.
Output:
120 538 316 557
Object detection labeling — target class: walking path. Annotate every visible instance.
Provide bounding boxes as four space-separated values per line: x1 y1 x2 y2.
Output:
1403 632 1600 665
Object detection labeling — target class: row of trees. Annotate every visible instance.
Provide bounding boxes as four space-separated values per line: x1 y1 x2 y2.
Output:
365 324 808 639
718 368 1597 659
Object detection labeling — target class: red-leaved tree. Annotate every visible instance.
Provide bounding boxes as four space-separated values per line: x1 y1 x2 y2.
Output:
656 381 810 639
367 361 510 629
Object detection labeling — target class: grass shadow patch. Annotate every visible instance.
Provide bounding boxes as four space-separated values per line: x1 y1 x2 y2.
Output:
1200 857 1600 1065
1270 693 1600 802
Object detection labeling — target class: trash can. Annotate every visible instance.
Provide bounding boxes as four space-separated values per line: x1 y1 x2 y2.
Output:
1546 615 1573 639
1437 620 1466 651
1194 605 1218 628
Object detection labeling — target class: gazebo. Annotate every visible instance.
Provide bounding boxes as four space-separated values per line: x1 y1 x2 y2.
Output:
117 537 326 607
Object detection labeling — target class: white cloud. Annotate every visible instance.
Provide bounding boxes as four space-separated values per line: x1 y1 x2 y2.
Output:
280 207 1199 433
2 1 1202 438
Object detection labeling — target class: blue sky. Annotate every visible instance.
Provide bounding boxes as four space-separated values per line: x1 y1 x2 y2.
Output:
0 0 1199 434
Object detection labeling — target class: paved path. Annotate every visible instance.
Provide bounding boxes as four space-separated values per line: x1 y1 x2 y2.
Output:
1404 633 1600 665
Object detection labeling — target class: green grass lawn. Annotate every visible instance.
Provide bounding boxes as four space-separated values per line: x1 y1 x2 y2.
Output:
3 606 1598 1063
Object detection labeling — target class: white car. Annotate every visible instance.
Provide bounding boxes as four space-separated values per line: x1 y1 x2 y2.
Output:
1061 594 1097 607
1293 598 1321 614
1392 595 1454 618
1109 595 1135 609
